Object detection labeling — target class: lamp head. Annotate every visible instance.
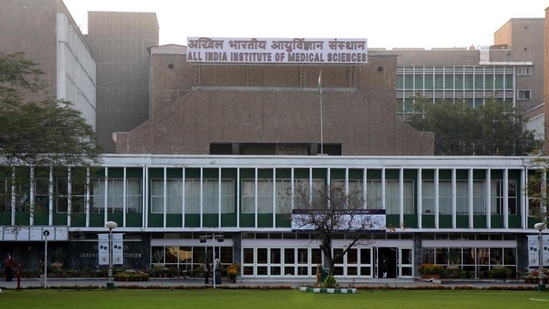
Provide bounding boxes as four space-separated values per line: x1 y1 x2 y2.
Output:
534 222 546 232
106 221 118 230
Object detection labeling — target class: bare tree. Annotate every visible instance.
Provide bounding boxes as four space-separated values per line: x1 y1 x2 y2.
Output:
283 182 386 276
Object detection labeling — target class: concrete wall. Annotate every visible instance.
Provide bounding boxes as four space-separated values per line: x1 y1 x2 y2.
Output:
87 12 159 153
116 54 434 155
56 13 97 130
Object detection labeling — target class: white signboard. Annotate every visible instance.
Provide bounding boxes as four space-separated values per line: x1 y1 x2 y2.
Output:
186 37 368 64
98 233 124 266
291 209 385 231
527 235 549 268
98 234 109 265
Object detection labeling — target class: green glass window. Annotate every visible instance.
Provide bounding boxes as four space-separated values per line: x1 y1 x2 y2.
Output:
464 74 474 90
415 74 423 89
484 74 494 89
397 74 403 89
425 74 433 90
444 74 454 88
494 74 504 89
454 75 463 89
474 74 483 90
505 74 513 89
404 74 413 89
434 74 443 89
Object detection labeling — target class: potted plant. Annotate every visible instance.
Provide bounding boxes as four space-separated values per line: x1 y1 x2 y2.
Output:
226 263 240 283
488 266 512 279
418 263 444 279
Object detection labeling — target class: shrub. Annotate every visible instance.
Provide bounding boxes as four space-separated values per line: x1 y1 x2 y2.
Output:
321 275 338 288
418 264 444 275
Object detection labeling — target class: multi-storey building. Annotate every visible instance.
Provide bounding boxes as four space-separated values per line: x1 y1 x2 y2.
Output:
0 0 96 130
1 3 548 281
370 18 544 139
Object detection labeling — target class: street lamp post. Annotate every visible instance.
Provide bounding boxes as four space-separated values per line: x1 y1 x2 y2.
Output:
535 222 546 291
43 230 50 288
199 234 224 289
106 221 118 289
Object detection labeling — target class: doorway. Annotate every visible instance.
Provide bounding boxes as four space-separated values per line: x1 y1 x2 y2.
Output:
377 247 397 278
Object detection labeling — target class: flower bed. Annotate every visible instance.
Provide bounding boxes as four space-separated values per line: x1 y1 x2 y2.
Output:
114 269 150 282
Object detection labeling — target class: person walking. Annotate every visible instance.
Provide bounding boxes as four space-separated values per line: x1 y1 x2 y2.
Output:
203 259 211 284
214 258 222 285
4 252 14 282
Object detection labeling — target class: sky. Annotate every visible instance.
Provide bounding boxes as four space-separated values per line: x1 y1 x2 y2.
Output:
63 0 546 49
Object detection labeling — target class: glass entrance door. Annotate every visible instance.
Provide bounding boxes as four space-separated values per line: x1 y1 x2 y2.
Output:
399 248 413 278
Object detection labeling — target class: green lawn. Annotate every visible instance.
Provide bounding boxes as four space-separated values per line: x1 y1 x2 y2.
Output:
1 289 549 309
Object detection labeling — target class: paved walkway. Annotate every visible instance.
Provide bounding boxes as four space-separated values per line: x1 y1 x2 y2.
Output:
0 277 537 290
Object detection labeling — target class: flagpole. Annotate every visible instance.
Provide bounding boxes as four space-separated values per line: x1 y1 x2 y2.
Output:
318 71 323 155
320 89 323 155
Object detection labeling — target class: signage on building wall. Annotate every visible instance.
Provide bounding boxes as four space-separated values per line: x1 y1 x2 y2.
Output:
291 209 385 231
186 37 368 64
527 235 549 268
98 234 124 266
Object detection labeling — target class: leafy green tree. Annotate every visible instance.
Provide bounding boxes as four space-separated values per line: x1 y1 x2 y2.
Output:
0 51 100 166
405 97 541 156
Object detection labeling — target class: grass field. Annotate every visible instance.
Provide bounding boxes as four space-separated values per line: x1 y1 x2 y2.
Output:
2 289 549 309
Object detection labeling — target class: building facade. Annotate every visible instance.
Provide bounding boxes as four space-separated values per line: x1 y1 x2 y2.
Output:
0 0 96 130
0 155 541 279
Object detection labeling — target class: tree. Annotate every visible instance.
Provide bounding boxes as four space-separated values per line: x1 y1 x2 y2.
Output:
0 51 100 167
405 97 541 156
284 182 388 276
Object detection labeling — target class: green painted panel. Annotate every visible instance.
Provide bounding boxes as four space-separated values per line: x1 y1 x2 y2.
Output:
71 214 86 227
52 214 67 226
258 169 273 178
221 214 237 227
331 169 345 179
166 214 183 227
439 215 452 228
148 214 163 227
385 169 399 179
275 169 291 179
185 168 201 178
34 214 48 225
240 214 255 227
0 213 9 225
349 169 363 179
126 214 142 227
528 217 541 229
202 168 219 178
422 170 434 179
312 168 327 179
473 215 487 228
456 215 469 228
403 214 417 229
258 214 273 228
89 214 105 227
473 170 486 179
107 214 123 226
491 215 504 228
386 215 400 228
185 214 200 228
203 214 218 227
166 169 182 178
276 214 291 228
438 170 451 179
508 216 521 228
367 169 381 179
422 215 435 228
294 168 309 179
